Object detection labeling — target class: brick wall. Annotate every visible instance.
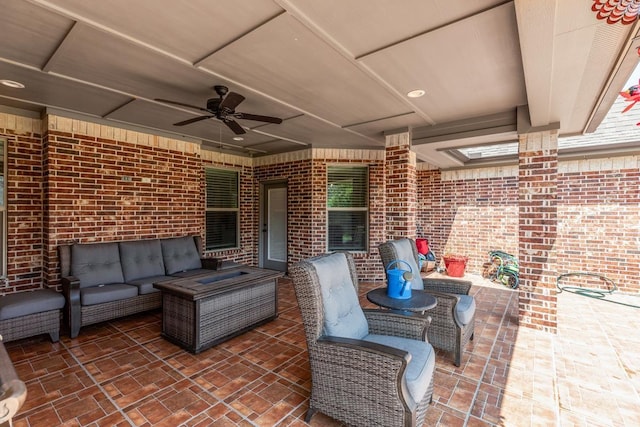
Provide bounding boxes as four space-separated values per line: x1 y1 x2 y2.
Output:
385 133 416 240
254 149 387 281
418 154 640 295
557 157 640 293
43 116 203 289
517 131 558 333
0 113 44 293
417 167 519 274
2 111 638 299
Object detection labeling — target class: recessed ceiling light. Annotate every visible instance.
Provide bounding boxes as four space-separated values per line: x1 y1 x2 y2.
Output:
232 137 244 141
0 79 25 89
407 89 425 98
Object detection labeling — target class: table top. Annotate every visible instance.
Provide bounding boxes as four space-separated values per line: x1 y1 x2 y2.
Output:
153 266 283 300
366 288 437 312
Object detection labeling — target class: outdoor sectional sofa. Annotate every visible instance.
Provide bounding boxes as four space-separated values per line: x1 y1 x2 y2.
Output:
58 235 221 338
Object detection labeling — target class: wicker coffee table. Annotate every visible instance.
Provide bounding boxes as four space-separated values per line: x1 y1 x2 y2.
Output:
154 266 283 353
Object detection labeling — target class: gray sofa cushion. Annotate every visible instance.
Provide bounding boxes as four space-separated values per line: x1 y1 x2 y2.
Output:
126 275 173 294
161 236 202 275
313 252 369 340
80 284 138 306
454 294 476 326
0 289 65 320
363 333 435 403
119 239 166 282
71 242 125 288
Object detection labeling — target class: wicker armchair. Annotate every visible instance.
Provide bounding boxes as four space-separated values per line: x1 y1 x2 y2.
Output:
289 251 435 427
379 238 476 366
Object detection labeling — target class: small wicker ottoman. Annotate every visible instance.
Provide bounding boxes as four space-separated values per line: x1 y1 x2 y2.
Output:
0 289 65 343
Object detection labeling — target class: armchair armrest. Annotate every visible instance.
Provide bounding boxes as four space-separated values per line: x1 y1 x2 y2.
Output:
363 309 430 341
61 275 81 338
316 336 414 405
0 340 26 425
319 336 410 362
423 277 472 295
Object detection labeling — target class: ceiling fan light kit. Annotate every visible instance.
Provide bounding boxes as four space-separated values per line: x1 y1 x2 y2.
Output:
156 85 283 135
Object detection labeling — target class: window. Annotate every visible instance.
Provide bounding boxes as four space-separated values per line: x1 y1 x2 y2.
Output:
205 168 239 251
327 166 368 251
0 138 5 277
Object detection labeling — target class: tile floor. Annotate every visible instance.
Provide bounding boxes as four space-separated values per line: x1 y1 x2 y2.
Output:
6 274 640 426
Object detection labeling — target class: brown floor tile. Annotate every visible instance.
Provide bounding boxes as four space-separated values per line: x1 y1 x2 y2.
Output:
7 275 640 426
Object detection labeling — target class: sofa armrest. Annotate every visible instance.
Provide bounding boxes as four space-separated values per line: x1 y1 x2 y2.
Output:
61 276 82 338
201 257 223 270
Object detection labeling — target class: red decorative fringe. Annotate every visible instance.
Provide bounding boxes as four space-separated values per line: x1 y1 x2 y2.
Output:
592 0 640 24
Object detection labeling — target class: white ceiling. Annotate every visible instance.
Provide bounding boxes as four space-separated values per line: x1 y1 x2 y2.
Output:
1 0 638 168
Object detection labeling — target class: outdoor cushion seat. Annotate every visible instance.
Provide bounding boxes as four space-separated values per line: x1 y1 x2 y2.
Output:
59 235 219 338
80 284 138 306
0 289 65 320
290 251 435 426
379 237 476 366
126 275 172 294
0 288 65 342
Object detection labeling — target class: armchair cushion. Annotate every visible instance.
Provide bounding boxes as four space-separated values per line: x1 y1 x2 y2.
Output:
384 239 423 290
315 252 368 339
71 243 124 288
363 334 435 403
455 294 476 326
161 236 202 275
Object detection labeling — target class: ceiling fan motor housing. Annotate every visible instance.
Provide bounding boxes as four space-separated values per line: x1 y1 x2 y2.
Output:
206 98 222 112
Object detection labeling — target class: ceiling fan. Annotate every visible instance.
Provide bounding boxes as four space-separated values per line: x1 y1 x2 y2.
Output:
156 85 283 134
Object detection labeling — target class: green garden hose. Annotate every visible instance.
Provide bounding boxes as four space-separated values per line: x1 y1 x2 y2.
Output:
557 272 640 309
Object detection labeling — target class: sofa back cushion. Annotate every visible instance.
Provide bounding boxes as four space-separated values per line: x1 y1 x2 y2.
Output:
71 242 124 288
119 239 166 282
161 236 202 275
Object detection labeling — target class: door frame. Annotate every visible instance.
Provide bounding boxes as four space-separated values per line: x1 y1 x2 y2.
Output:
259 179 288 271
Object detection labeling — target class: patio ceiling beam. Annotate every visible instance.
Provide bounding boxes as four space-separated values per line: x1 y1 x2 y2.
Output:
515 0 557 128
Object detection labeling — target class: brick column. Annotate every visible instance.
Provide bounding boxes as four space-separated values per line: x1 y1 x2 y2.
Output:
385 131 417 239
518 130 558 333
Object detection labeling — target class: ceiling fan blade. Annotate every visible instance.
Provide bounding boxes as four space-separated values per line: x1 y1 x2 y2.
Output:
156 98 209 113
173 115 213 126
223 119 246 134
219 92 245 111
234 112 283 124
